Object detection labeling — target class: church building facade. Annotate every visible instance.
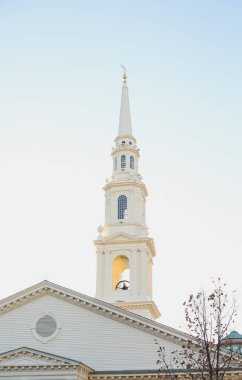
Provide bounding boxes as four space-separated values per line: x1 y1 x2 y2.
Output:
0 74 241 379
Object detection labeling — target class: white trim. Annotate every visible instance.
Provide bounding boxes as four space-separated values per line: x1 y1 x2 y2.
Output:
31 311 61 343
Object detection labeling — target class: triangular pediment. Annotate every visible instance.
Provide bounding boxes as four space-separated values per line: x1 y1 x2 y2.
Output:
0 347 91 370
101 232 141 243
96 232 155 245
0 280 189 346
95 232 156 255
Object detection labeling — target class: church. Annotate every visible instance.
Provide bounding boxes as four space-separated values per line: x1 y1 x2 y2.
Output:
0 73 241 380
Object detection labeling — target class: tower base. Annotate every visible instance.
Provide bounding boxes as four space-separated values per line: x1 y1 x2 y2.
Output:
114 300 160 320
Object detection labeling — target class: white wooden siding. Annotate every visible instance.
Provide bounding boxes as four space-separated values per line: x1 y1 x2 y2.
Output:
0 295 181 371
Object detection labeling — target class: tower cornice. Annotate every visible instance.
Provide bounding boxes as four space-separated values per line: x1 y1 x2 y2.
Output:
114 135 137 143
94 232 156 257
111 146 140 158
114 300 161 320
103 179 148 196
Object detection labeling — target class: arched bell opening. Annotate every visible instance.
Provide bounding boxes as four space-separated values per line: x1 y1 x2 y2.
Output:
112 255 130 291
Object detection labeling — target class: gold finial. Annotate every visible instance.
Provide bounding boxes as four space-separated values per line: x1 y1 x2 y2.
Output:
120 63 127 84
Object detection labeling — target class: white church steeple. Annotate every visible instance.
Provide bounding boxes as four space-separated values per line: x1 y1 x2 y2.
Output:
118 71 132 137
94 73 160 320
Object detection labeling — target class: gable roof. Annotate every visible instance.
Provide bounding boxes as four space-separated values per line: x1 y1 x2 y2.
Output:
0 280 188 345
0 347 92 372
224 331 242 340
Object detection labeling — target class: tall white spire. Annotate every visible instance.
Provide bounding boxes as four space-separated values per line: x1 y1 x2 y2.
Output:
118 72 132 137
94 73 160 321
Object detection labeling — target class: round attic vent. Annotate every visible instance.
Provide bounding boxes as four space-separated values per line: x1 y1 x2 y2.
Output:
32 313 60 343
36 315 57 337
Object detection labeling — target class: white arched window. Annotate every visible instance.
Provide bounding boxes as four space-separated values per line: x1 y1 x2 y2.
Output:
130 156 134 169
118 195 127 219
121 155 126 169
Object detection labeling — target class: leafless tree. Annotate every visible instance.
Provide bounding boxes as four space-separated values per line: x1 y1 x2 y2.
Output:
156 279 239 380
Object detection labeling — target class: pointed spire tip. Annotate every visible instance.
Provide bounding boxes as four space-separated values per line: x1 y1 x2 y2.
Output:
118 66 132 137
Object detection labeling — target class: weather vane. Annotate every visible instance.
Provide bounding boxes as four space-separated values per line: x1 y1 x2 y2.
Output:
120 63 128 83
120 63 127 74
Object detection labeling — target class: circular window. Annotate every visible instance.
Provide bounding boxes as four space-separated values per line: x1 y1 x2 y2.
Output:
36 315 57 337
32 313 60 343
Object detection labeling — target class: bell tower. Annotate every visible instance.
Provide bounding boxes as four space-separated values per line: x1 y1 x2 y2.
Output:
94 72 160 320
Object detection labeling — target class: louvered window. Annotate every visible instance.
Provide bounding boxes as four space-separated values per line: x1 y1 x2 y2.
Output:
121 155 126 169
118 195 127 219
130 156 134 169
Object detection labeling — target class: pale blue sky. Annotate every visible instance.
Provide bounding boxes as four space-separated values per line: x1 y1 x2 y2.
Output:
0 1 241 329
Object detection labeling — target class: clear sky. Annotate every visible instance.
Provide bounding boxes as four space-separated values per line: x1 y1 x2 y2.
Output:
0 0 241 330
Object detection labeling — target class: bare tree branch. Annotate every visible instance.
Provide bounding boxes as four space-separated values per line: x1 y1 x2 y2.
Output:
156 279 240 380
